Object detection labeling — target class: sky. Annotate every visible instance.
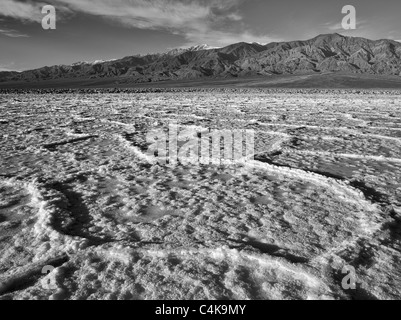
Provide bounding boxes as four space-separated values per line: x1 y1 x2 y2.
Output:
1 0 401 71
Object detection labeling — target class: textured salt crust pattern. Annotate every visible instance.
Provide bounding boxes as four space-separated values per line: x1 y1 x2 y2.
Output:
0 92 401 300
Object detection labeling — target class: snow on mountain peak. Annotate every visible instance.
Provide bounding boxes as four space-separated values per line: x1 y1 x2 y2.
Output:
71 59 117 66
163 44 220 56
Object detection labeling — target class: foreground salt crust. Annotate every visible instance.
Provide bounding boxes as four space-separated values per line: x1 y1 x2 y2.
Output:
0 91 400 300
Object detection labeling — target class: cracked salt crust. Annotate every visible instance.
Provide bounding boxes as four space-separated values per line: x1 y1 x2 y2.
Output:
0 91 400 300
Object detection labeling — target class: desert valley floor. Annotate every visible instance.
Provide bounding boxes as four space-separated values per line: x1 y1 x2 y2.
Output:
0 89 400 300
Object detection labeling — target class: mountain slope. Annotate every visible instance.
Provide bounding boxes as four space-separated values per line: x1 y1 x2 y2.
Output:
2 34 401 84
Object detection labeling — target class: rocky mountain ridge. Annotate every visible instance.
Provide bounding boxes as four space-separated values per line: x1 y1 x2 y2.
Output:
2 33 401 84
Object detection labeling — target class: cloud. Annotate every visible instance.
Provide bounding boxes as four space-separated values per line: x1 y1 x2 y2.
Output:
322 19 368 33
0 27 29 37
52 0 277 45
52 0 242 32
0 0 277 46
0 62 17 72
0 0 45 22
323 22 342 32
184 30 275 47
0 0 73 23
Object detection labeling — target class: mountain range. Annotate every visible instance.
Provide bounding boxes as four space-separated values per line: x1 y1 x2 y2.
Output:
1 33 401 85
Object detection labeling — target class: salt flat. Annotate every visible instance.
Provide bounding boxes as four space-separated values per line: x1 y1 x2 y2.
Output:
0 90 400 300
